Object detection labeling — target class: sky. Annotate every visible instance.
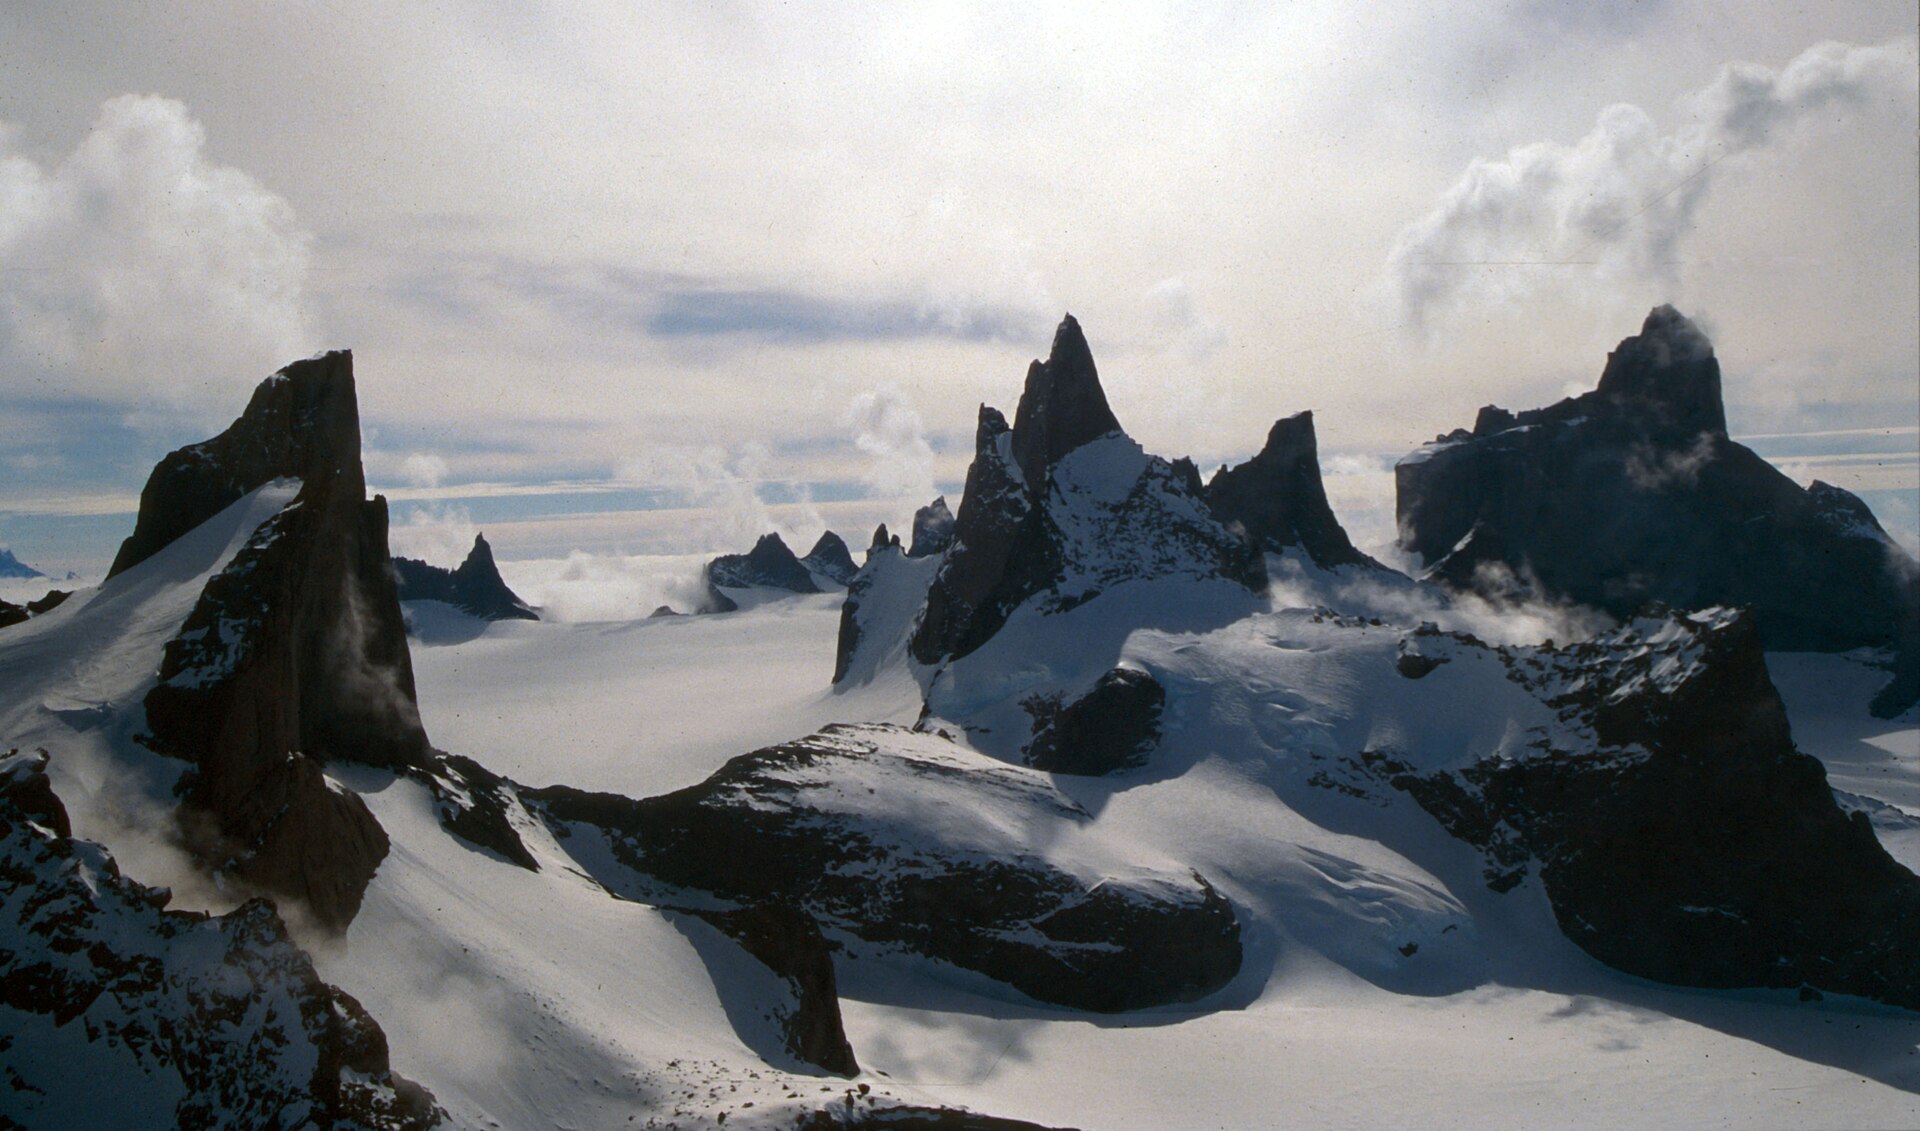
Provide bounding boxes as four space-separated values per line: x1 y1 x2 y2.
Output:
1 1 1916 578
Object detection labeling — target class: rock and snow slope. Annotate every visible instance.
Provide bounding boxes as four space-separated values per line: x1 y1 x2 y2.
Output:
5 315 1920 1129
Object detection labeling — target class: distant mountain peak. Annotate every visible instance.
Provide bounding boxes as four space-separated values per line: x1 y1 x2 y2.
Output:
1593 304 1725 436
0 547 44 579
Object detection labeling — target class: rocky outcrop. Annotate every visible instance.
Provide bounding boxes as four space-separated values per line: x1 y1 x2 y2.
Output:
1396 306 1920 656
913 317 1265 665
706 533 821 594
393 533 538 621
135 352 430 931
683 902 859 1076
801 531 860 586
0 548 43 579
1206 411 1376 569
0 750 441 1129
529 724 1242 1013
908 496 956 558
1368 609 1920 1010
1023 667 1166 776
866 523 902 561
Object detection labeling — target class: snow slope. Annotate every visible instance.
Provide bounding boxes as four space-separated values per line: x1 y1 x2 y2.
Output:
395 566 1920 1129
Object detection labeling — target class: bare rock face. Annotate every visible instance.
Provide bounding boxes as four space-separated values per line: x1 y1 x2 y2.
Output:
133 352 430 930
530 724 1242 1013
684 902 859 1076
0 548 42 579
0 750 441 1129
393 533 538 621
1024 667 1166 776
913 317 1265 665
1368 610 1920 1010
1396 306 1919 658
908 496 956 558
1205 411 1376 569
706 532 821 594
801 530 860 586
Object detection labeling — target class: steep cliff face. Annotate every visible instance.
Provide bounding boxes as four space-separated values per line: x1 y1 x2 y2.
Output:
1396 306 1919 654
393 533 538 621
1364 609 1920 1009
1206 410 1376 569
908 496 956 558
131 352 430 930
912 317 1265 666
0 750 441 1129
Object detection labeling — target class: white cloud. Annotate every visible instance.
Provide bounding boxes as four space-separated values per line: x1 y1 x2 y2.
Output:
399 453 450 488
0 95 314 407
1387 37 1919 331
848 388 938 504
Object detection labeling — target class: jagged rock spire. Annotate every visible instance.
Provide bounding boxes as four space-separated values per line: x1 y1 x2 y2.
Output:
1205 411 1373 569
1010 315 1122 484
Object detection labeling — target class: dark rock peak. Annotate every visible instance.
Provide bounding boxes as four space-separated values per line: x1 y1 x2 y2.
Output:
1396 306 1918 657
869 522 896 552
1010 314 1122 484
1595 304 1725 436
648 604 682 618
394 532 538 621
109 350 362 579
0 589 73 631
908 495 956 558
1204 410 1374 570
706 531 821 594
801 530 860 586
129 353 430 930
0 546 44 578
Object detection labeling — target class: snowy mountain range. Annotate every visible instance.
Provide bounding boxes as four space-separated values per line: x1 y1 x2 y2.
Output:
2 311 1917 1128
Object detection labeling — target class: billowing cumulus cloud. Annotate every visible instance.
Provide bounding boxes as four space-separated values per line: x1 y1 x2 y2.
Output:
848 387 938 504
1388 37 1919 331
0 95 314 407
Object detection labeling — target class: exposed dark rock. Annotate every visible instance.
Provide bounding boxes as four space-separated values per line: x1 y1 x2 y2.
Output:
1205 411 1377 569
701 579 740 614
683 902 859 1076
649 604 684 619
0 601 22 630
867 523 901 559
794 1105 1079 1130
1010 315 1121 485
1396 306 1920 654
1374 609 1920 1010
136 352 429 931
1024 667 1165 775
393 533 538 621
24 590 68 616
706 533 821 594
913 318 1265 665
908 496 956 558
528 724 1242 1013
802 531 860 586
0 548 43 579
0 750 441 1128
415 753 539 871
109 353 363 579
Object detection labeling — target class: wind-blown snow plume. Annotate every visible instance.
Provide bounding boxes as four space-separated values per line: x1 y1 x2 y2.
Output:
1388 37 1919 329
390 503 480 567
848 388 938 503
0 95 314 404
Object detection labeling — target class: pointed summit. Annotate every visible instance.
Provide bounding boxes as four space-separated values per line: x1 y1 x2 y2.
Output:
800 530 859 586
1205 411 1375 570
1010 314 1122 484
908 496 955 558
1595 304 1725 435
705 532 821 594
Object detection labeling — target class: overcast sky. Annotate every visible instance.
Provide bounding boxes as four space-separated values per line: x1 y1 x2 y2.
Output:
2 1 1915 574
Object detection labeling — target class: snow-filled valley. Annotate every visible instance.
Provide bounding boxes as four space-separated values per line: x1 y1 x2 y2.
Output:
378 557 1920 1130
